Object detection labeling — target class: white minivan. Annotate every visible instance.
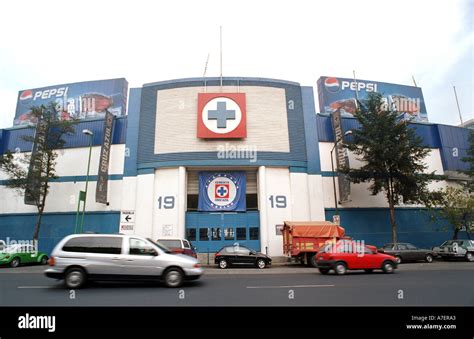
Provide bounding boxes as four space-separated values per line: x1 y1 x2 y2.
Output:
45 234 203 288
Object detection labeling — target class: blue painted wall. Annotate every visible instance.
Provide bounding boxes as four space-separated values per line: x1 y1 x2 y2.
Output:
325 208 467 249
185 211 260 253
0 212 120 255
316 114 443 148
437 124 471 171
0 116 127 154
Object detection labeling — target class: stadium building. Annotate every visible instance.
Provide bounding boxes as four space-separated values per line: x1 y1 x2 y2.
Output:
0 77 471 256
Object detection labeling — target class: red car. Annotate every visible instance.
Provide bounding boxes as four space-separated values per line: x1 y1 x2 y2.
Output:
157 238 197 258
316 240 398 275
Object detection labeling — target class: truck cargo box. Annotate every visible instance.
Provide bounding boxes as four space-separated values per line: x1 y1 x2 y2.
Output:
282 221 346 266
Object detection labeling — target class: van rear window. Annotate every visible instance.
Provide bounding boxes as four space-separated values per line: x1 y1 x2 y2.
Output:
62 237 122 254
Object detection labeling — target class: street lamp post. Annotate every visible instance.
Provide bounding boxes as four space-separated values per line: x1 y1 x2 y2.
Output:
79 129 93 233
330 130 352 222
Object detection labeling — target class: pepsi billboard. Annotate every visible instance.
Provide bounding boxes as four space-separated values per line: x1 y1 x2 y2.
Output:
317 76 428 122
14 78 128 126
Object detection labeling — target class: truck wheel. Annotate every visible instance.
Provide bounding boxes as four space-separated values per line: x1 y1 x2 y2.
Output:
309 254 318 268
466 252 474 262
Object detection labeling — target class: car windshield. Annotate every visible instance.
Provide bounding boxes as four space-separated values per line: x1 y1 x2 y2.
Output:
158 239 182 248
147 239 172 253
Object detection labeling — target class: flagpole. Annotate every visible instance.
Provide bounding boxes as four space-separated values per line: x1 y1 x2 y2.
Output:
412 75 418 87
203 53 209 93
220 26 223 92
453 85 463 124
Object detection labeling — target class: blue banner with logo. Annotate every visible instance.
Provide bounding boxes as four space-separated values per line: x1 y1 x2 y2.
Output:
198 172 246 212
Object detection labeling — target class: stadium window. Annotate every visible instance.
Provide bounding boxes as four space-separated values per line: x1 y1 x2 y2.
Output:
236 227 246 240
249 227 259 240
187 194 198 211
199 228 208 241
186 228 196 241
246 194 258 210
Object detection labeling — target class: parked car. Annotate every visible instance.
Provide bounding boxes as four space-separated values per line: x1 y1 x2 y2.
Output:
315 240 398 275
0 244 49 268
379 243 435 264
215 245 271 269
45 234 203 288
432 240 474 262
157 238 197 258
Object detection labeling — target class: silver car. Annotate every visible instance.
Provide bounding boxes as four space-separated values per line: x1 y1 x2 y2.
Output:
45 234 203 288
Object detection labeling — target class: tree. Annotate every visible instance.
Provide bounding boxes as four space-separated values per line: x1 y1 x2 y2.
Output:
0 102 76 245
341 92 436 243
426 187 473 239
462 129 474 192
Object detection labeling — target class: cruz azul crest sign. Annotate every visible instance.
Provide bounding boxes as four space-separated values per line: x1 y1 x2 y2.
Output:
197 93 246 138
198 172 246 211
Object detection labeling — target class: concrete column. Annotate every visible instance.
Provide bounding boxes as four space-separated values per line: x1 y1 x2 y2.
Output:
177 166 186 239
135 173 155 238
257 166 269 254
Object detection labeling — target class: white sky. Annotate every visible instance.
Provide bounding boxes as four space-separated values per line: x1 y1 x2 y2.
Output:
0 0 472 129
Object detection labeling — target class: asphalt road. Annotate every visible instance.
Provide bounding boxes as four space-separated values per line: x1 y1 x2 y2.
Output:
1 262 473 306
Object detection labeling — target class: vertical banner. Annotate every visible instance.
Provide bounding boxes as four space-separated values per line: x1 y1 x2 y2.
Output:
331 110 351 203
198 172 246 211
24 118 47 205
95 110 115 204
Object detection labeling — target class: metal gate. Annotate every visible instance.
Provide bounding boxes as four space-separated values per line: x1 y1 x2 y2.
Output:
185 211 260 253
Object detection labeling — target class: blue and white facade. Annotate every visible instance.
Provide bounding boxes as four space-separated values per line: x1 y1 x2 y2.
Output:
0 77 471 256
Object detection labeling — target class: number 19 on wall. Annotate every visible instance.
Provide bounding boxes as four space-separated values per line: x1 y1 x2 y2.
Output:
157 196 175 209
269 195 287 208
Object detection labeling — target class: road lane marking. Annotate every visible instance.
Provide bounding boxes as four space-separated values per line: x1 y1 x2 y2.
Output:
17 286 50 289
246 284 335 289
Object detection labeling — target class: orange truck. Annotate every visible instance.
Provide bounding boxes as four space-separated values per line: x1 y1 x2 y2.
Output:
282 221 347 267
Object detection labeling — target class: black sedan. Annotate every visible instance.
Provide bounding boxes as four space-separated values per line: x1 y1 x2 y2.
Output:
379 243 435 264
215 245 272 269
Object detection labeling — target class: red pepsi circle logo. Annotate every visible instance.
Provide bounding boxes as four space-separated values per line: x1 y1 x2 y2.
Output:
324 77 340 93
19 90 33 105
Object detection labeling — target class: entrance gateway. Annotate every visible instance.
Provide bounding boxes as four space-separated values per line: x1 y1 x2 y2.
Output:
185 170 260 253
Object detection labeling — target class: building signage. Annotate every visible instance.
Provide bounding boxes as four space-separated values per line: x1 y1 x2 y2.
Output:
198 172 246 211
197 93 246 138
24 118 48 205
331 109 351 204
95 110 115 204
14 78 128 126
317 76 428 122
119 210 135 233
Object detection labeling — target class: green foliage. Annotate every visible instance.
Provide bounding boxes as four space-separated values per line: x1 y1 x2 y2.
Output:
425 186 474 239
462 130 474 192
0 102 76 240
341 92 438 242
